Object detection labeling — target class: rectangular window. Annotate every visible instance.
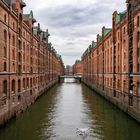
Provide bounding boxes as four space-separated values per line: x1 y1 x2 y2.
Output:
12 49 15 60
12 35 15 46
3 81 7 96
23 65 25 71
4 62 7 71
13 63 15 72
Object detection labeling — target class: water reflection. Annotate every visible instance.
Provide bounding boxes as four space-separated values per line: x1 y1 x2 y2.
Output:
0 78 140 140
82 85 140 140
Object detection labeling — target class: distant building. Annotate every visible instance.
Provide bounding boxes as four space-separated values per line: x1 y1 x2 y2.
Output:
65 65 73 75
73 60 83 76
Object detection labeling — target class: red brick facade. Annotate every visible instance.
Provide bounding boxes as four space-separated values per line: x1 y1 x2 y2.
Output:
0 0 65 109
81 0 140 119
73 60 83 76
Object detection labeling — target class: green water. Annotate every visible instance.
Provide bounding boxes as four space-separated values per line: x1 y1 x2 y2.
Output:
0 78 140 140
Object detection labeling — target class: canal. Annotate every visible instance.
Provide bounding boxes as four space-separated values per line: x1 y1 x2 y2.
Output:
0 78 140 140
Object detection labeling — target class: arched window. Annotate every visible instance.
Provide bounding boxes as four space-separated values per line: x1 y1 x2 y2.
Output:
27 78 29 88
19 40 21 50
12 79 15 94
12 35 15 46
23 78 25 90
18 65 21 75
12 49 15 60
4 30 7 59
18 52 21 62
4 30 7 43
18 79 21 92
4 62 7 71
3 80 7 96
30 78 32 88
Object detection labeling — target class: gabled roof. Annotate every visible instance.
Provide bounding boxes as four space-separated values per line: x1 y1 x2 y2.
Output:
29 10 33 19
116 14 121 24
88 45 92 53
116 10 127 24
57 54 62 61
104 28 111 37
120 10 127 20
92 41 97 48
23 10 36 23
98 35 102 43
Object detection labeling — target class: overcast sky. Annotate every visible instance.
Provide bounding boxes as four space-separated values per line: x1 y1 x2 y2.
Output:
24 0 126 66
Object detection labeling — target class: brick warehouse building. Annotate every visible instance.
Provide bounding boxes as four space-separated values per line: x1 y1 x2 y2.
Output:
0 0 65 125
73 60 83 76
81 0 140 122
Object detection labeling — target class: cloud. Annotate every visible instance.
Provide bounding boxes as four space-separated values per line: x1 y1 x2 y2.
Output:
24 0 126 65
37 5 111 28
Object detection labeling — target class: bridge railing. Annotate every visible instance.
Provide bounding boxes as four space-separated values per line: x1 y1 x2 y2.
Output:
60 75 82 78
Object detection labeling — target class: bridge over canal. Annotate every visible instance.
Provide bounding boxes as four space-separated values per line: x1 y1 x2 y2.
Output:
59 75 82 83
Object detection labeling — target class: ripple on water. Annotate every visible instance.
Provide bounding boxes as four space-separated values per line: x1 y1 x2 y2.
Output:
0 81 140 140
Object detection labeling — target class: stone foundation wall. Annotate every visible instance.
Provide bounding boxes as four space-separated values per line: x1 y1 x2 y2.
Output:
82 79 140 123
0 79 58 126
